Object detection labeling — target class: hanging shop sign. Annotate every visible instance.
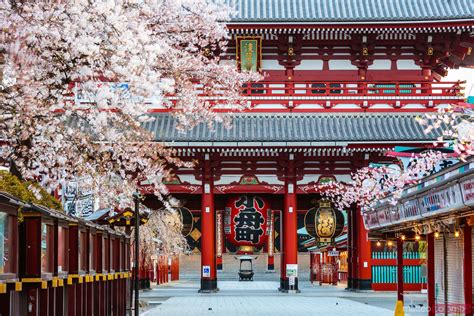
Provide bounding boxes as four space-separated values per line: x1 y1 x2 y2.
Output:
62 177 94 217
418 184 463 216
387 205 401 224
267 210 274 257
304 200 344 243
328 250 339 257
362 210 379 230
401 199 421 219
461 178 474 206
387 147 458 179
216 212 223 258
376 208 390 226
224 195 269 252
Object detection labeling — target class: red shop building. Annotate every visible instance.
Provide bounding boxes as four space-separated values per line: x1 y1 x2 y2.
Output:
365 158 474 315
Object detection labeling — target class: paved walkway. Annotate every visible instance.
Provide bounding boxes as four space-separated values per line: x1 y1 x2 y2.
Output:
139 280 428 316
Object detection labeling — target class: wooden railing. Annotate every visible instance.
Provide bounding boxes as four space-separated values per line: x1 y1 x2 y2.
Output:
240 81 464 98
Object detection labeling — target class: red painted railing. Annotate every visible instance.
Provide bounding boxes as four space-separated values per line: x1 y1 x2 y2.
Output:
173 80 465 110
73 80 465 110
240 81 463 98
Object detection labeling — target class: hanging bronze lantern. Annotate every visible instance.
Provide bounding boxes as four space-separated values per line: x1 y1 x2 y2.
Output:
304 200 344 243
179 207 194 237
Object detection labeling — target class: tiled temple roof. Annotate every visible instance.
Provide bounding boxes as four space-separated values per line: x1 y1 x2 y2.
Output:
225 0 474 23
143 113 440 144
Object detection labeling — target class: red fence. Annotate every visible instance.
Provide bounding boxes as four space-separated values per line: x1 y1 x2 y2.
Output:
168 80 465 109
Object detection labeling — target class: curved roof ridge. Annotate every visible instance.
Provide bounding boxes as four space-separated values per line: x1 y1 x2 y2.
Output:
224 0 474 23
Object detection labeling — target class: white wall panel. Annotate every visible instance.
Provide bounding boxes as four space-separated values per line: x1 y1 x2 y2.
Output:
261 59 285 70
397 60 420 70
329 60 357 70
294 60 323 70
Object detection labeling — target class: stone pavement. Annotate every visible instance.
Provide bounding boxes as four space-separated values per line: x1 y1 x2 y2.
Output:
139 280 428 316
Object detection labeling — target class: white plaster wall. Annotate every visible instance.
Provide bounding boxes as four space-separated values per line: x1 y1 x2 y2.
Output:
294 60 324 71
328 60 358 70
261 59 285 71
397 60 420 70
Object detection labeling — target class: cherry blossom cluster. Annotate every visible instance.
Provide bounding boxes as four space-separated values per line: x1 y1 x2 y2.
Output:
1 0 259 204
319 151 448 210
131 207 188 264
416 102 474 160
1 0 260 255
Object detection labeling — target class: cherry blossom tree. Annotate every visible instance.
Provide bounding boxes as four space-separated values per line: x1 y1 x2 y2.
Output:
320 151 448 211
417 102 474 160
320 99 473 211
1 0 260 255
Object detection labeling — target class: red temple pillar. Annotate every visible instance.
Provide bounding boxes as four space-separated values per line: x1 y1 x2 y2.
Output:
160 258 165 284
357 208 372 290
165 257 169 283
175 256 180 281
155 257 161 285
279 154 299 292
349 206 359 290
463 224 472 316
200 154 217 292
346 208 353 289
158 256 164 284
427 232 435 316
397 239 404 303
310 252 321 283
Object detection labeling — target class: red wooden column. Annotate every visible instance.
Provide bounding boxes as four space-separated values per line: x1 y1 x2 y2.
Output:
164 257 169 283
155 260 160 285
349 206 359 290
463 224 472 316
161 257 165 284
314 253 321 282
346 210 352 290
357 208 372 290
280 154 299 293
427 232 435 316
200 153 218 292
397 238 404 303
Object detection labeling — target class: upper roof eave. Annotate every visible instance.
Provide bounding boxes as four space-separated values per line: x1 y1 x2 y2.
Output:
225 18 474 27
223 0 474 27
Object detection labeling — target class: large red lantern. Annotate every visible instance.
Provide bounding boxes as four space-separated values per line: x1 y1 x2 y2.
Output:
224 195 270 253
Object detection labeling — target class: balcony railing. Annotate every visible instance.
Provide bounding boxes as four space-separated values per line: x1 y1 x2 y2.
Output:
240 81 463 98
73 80 465 110
201 80 465 109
